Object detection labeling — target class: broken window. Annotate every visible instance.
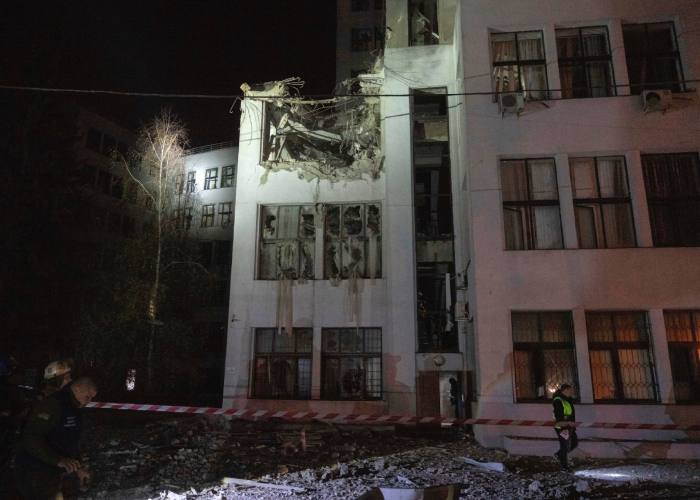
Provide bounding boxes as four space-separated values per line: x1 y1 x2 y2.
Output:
322 328 381 400
664 310 700 403
556 27 615 99
501 158 563 250
642 153 700 247
204 168 218 190
491 31 548 100
587 311 659 402
252 328 312 399
570 156 636 249
259 205 315 281
324 203 382 280
221 165 235 188
201 204 215 228
219 202 232 226
351 28 374 52
512 312 578 402
186 171 196 193
409 0 439 46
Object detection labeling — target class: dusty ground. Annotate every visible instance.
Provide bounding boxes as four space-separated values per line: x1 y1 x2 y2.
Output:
4 410 700 499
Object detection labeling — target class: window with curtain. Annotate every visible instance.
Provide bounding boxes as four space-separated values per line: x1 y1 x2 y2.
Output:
622 22 685 95
322 328 382 400
641 153 700 247
570 156 636 249
252 329 312 399
512 312 578 402
259 205 315 281
556 27 615 99
491 31 548 101
501 159 563 250
664 310 700 404
586 311 659 402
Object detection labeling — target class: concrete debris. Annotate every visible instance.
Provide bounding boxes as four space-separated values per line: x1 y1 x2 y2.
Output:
355 484 462 500
460 457 506 473
222 477 306 492
574 479 591 492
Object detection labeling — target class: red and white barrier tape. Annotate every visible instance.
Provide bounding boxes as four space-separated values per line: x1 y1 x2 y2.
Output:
85 403 700 431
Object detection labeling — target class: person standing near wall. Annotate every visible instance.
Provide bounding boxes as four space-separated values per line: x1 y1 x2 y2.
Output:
552 383 578 472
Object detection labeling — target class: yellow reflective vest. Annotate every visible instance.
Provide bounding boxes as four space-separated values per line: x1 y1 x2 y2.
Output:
552 396 572 429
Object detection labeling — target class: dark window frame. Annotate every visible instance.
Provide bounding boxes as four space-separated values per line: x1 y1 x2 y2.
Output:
556 26 616 99
221 166 235 188
351 28 374 52
201 204 215 228
491 30 549 100
321 328 382 401
409 0 440 47
186 171 196 193
511 311 580 403
204 168 218 190
258 205 316 281
586 311 660 404
219 202 232 226
251 328 313 400
664 310 700 404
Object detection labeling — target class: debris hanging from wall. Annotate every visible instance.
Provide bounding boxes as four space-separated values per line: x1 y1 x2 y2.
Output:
241 62 385 185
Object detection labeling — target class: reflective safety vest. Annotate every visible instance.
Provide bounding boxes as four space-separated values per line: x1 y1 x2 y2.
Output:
552 396 572 429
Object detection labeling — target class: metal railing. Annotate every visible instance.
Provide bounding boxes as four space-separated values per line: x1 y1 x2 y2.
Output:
183 141 238 156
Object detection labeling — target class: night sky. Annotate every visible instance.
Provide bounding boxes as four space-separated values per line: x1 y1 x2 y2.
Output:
0 0 337 146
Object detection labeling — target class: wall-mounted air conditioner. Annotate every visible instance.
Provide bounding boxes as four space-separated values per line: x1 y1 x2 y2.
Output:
641 89 673 113
499 92 525 115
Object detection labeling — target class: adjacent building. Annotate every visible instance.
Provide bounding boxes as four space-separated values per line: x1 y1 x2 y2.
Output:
336 0 386 83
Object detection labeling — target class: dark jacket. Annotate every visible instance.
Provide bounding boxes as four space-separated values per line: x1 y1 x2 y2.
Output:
15 384 84 473
552 389 576 429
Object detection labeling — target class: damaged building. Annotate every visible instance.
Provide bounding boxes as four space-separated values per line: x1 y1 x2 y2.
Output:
223 0 700 457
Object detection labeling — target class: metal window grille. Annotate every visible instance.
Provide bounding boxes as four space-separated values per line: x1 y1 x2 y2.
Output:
622 22 686 95
322 328 382 400
641 153 700 247
491 31 549 100
252 328 312 399
221 166 235 188
259 205 315 281
204 168 218 190
512 312 579 402
201 205 215 228
664 310 700 403
570 156 636 248
556 27 615 98
219 202 232 225
186 171 196 193
501 159 564 250
324 203 382 280
351 28 373 52
586 311 659 403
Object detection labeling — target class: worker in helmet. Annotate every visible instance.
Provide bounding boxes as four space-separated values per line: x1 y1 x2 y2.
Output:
36 359 74 401
552 383 578 472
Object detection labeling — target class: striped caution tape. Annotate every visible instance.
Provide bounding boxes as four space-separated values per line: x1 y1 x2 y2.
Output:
85 403 700 431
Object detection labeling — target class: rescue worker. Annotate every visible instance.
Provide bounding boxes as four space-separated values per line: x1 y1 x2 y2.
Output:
36 359 74 401
14 377 96 500
552 383 578 472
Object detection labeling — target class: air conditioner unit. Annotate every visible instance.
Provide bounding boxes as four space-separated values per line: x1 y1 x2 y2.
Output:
499 92 525 115
641 89 673 113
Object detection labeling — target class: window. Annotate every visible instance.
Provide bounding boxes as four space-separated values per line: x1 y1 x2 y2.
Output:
173 207 193 230
186 171 196 193
409 0 439 46
86 128 101 153
259 205 315 280
96 169 111 195
101 134 116 157
201 205 215 228
351 0 369 11
491 31 548 100
204 168 218 190
110 176 124 199
351 28 373 52
252 328 312 399
219 202 232 226
622 22 685 94
665 311 700 403
512 312 578 402
325 203 382 280
322 328 381 400
556 27 615 99
586 311 658 402
125 182 138 204
501 159 563 250
642 153 700 247
570 157 636 248
221 166 235 188
374 27 386 50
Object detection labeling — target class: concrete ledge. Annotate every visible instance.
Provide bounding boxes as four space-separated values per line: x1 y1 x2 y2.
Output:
504 435 700 459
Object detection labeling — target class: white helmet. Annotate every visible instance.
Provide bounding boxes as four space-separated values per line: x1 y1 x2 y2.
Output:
44 359 74 380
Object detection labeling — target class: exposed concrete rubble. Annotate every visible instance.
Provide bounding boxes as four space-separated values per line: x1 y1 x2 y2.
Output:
241 63 384 186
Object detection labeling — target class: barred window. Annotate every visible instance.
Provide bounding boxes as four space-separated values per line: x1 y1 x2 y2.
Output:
322 328 381 400
201 205 215 228
351 28 373 52
219 202 232 226
221 166 235 188
252 329 312 399
664 310 700 404
491 31 548 100
570 156 636 248
586 312 659 402
186 171 196 193
204 168 218 190
556 27 615 99
324 203 382 280
642 153 700 247
512 312 578 402
501 159 563 250
259 205 315 281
